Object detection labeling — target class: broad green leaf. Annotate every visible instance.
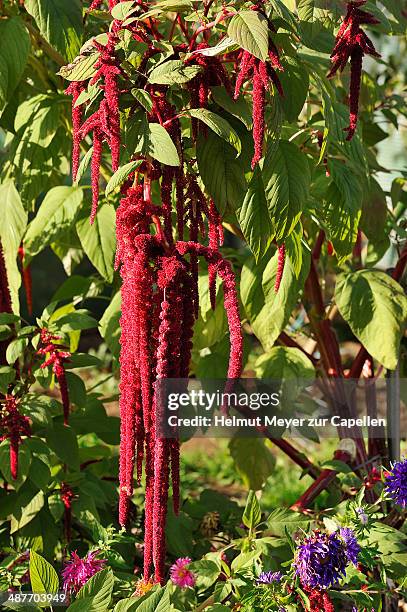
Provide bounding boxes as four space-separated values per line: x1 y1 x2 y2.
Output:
15 94 62 148
211 86 252 130
24 186 83 260
360 177 388 244
278 56 309 122
187 560 219 591
229 437 275 490
131 88 153 112
149 60 201 85
46 424 80 470
227 11 269 62
266 507 310 536
0 180 27 312
75 147 93 185
29 550 59 595
323 159 362 259
111 1 137 20
139 121 180 166
55 310 98 331
25 0 83 62
59 53 99 82
255 346 315 379
105 161 143 197
11 491 44 533
76 568 114 610
242 490 262 529
77 204 116 282
196 132 247 215
241 247 310 350
99 292 121 360
262 140 311 241
188 108 241 153
0 18 30 114
296 0 315 21
0 366 16 394
236 167 273 260
335 270 407 370
231 549 261 572
269 0 298 32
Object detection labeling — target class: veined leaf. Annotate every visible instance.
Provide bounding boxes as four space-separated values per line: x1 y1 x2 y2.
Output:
262 140 311 241
0 18 30 114
24 186 83 260
187 108 241 153
76 204 116 283
137 120 180 166
149 60 201 85
227 11 269 61
25 0 83 62
105 160 143 196
236 167 273 260
29 550 59 595
335 271 407 370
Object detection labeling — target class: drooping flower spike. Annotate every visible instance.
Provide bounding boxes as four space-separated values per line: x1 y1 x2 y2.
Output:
234 13 284 168
328 0 380 140
37 330 71 425
0 396 31 480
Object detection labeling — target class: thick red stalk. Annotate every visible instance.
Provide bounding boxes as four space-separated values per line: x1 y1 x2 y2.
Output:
0 241 13 366
18 247 32 316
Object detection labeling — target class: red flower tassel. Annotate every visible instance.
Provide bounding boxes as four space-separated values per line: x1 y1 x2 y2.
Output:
328 0 380 140
274 244 286 293
0 397 31 480
18 246 33 316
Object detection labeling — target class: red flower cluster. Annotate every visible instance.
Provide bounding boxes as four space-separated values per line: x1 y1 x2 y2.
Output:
328 0 380 140
274 244 286 293
18 246 32 316
234 16 283 168
303 587 335 612
0 396 31 480
37 330 71 425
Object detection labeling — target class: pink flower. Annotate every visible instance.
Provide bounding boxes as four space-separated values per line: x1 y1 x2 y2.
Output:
169 557 196 589
62 551 107 593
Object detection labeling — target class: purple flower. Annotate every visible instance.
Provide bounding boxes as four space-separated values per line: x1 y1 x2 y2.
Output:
293 530 348 589
339 527 360 565
385 457 407 508
62 551 107 593
356 506 368 525
256 571 282 585
169 557 196 589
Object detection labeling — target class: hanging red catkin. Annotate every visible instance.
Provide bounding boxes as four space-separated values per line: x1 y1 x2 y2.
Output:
17 246 33 316
0 397 31 480
65 82 85 182
61 482 74 541
37 330 71 425
328 0 380 140
234 21 283 167
208 200 224 310
274 244 286 293
0 241 13 367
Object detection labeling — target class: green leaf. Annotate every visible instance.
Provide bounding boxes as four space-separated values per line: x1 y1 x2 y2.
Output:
196 132 247 215
59 53 99 82
0 366 16 394
131 88 153 112
99 292 121 360
76 568 114 610
24 186 83 260
211 86 252 130
75 147 93 185
229 437 275 490
111 1 137 20
360 178 388 244
77 204 116 282
46 424 80 470
187 109 241 153
29 550 59 596
148 59 201 85
6 338 28 365
0 180 27 311
187 560 219 591
25 0 83 62
242 490 262 529
10 490 44 533
227 11 269 62
138 121 180 166
335 270 407 370
55 310 98 331
241 247 310 351
266 507 310 536
0 18 30 114
278 56 309 122
236 167 273 260
262 140 311 241
105 161 143 197
255 346 315 379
